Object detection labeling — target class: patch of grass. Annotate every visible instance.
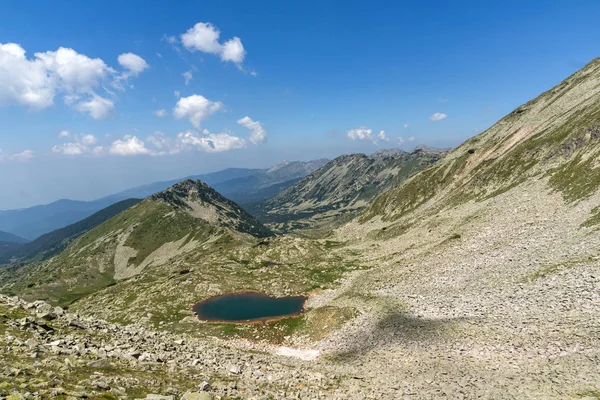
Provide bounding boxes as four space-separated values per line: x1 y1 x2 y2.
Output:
521 256 595 282
581 205 600 228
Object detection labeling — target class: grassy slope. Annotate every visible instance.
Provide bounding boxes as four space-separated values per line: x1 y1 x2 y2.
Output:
250 149 446 232
0 198 142 264
363 57 600 223
0 180 274 306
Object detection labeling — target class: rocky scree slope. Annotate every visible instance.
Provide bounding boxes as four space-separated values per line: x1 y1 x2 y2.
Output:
249 147 446 232
0 295 342 399
0 180 273 306
309 57 600 398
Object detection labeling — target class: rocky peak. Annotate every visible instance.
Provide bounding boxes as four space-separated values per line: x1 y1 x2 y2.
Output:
370 148 406 158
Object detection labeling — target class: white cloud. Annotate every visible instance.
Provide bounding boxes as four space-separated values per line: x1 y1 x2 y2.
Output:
220 37 245 64
117 52 149 77
81 134 97 146
1 149 35 162
52 142 86 155
52 132 99 155
0 42 144 118
72 94 114 119
144 130 247 155
183 70 193 85
164 35 177 44
347 126 388 144
0 43 56 109
429 112 447 121
377 130 389 142
403 123 410 129
181 22 246 67
35 47 113 93
156 52 163 58
153 108 167 117
109 135 151 156
174 90 181 98
237 116 267 144
173 94 223 127
177 130 246 153
11 150 34 161
398 135 415 146
146 131 172 154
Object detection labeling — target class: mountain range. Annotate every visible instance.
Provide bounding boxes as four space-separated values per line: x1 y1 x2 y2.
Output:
1 58 600 398
249 146 448 232
0 158 328 240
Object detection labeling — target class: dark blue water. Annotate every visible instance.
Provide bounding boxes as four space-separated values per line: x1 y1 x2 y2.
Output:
193 292 307 322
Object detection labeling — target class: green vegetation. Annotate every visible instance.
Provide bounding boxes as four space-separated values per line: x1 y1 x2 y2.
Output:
581 205 600 228
0 198 141 264
521 256 595 282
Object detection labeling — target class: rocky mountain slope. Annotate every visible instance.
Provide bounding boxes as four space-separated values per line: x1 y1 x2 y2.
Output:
2 59 600 399
314 56 600 397
0 295 340 399
249 147 446 231
0 180 273 306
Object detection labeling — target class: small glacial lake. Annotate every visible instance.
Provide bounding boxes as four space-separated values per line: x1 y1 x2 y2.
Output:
193 291 307 323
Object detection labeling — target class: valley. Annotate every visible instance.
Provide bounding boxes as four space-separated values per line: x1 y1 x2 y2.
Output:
1 57 600 399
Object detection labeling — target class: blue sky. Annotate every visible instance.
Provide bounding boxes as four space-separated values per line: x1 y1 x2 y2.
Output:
1 0 599 209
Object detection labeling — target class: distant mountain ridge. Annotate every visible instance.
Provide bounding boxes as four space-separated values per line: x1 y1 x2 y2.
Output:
249 147 447 231
0 231 28 244
0 159 328 240
0 198 142 264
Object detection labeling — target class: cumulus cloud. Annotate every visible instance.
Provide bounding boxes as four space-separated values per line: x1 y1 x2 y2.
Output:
377 130 389 142
72 94 114 119
173 94 223 127
109 135 151 156
403 123 410 129
174 90 181 98
0 149 35 162
429 112 447 121
117 52 149 77
0 43 146 119
347 126 389 144
144 129 248 155
153 109 167 117
52 131 100 155
237 116 267 144
181 22 246 67
11 150 35 162
176 130 246 153
183 70 193 85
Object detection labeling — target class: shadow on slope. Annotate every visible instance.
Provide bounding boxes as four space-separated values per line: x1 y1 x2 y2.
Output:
328 311 463 362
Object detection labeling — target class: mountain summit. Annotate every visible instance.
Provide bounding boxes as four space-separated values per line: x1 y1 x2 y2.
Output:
149 179 273 238
0 179 272 304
